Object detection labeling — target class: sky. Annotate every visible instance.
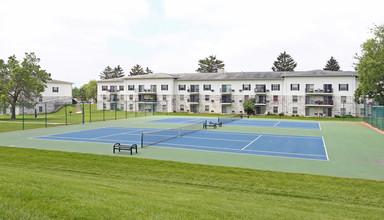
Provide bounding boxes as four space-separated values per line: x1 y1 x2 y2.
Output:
0 0 383 87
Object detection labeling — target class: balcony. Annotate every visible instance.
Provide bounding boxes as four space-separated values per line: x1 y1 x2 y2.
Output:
187 98 200 104
255 100 267 105
254 88 268 94
305 100 333 107
138 98 157 103
305 88 333 95
220 88 233 94
187 88 199 94
137 88 157 94
220 99 233 105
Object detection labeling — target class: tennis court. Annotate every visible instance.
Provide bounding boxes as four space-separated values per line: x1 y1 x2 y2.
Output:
34 127 327 160
147 117 321 130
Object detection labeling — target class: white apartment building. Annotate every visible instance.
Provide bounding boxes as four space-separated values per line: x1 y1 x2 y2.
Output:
97 70 363 117
1 79 73 115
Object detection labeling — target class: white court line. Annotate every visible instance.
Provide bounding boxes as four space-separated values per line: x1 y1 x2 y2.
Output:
322 136 329 161
241 135 262 150
94 129 145 139
273 121 281 127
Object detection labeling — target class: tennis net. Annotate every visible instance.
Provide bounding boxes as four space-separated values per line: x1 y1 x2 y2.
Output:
141 120 206 147
218 114 242 124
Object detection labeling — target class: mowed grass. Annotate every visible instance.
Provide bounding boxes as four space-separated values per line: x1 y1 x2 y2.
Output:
1 147 383 219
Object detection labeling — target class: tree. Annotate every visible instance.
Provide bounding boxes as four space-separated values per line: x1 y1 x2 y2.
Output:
99 66 113 79
113 65 124 78
72 87 80 99
271 51 297 72
85 80 98 102
78 86 87 101
324 56 341 71
196 55 225 73
0 53 51 119
354 24 384 105
243 98 256 115
145 67 153 74
99 65 125 79
130 64 145 76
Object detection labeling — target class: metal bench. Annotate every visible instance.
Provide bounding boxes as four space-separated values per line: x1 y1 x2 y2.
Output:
113 143 138 155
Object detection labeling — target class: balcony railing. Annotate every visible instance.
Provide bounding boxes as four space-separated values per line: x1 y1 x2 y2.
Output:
305 100 333 105
138 99 157 102
305 88 333 94
255 100 267 105
187 99 200 103
137 88 157 93
220 88 233 93
254 88 267 93
187 89 199 93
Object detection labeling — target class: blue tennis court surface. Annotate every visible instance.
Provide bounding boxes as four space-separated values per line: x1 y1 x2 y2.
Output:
34 127 328 160
146 117 321 130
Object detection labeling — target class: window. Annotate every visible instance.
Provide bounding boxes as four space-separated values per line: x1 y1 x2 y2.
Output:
290 84 300 91
273 95 278 102
341 96 346 103
221 84 231 93
273 107 278 114
255 84 266 92
139 85 144 92
121 104 124 110
103 103 106 109
128 85 135 91
163 95 167 101
52 87 59 92
340 108 346 115
306 84 314 92
293 107 298 114
110 86 117 92
150 85 157 92
292 95 298 102
179 85 186 91
271 84 280 91
102 86 108 91
205 105 209 112
103 95 107 100
162 105 167 112
120 95 124 101
242 84 251 91
244 95 249 101
39 97 43 102
129 104 133 110
339 84 349 91
360 108 365 116
119 86 124 91
129 95 133 100
180 105 184 111
190 85 199 92
161 85 168 91
203 84 211 91
39 106 43 113
180 95 184 101
205 95 209 101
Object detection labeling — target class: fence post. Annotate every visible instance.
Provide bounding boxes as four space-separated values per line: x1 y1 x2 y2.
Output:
65 103 67 125
22 103 25 130
82 102 84 124
45 102 47 128
89 102 91 123
103 102 105 121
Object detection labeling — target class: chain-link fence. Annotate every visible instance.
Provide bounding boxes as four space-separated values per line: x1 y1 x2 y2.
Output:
0 101 164 132
364 103 384 131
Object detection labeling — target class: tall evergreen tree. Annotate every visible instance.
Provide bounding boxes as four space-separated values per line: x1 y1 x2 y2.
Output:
271 51 297 72
145 67 153 74
112 65 125 78
130 64 145 76
323 57 341 71
196 55 225 73
99 66 114 79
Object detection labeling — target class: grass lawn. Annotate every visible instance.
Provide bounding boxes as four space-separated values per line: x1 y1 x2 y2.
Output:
1 146 383 219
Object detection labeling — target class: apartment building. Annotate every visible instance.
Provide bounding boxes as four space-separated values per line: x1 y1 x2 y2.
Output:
97 70 362 117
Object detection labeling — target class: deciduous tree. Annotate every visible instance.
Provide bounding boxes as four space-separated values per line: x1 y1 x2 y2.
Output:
354 24 384 105
0 53 51 119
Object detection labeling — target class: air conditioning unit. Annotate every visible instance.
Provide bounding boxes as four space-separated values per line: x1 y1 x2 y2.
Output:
266 89 270 92
239 89 242 92
231 89 235 92
211 100 214 102
211 89 214 92
239 100 243 102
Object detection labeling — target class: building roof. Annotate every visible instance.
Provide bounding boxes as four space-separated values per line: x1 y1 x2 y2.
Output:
97 70 358 82
48 79 73 84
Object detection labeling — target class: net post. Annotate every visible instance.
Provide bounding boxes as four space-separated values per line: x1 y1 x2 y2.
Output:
22 103 25 130
141 133 144 148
